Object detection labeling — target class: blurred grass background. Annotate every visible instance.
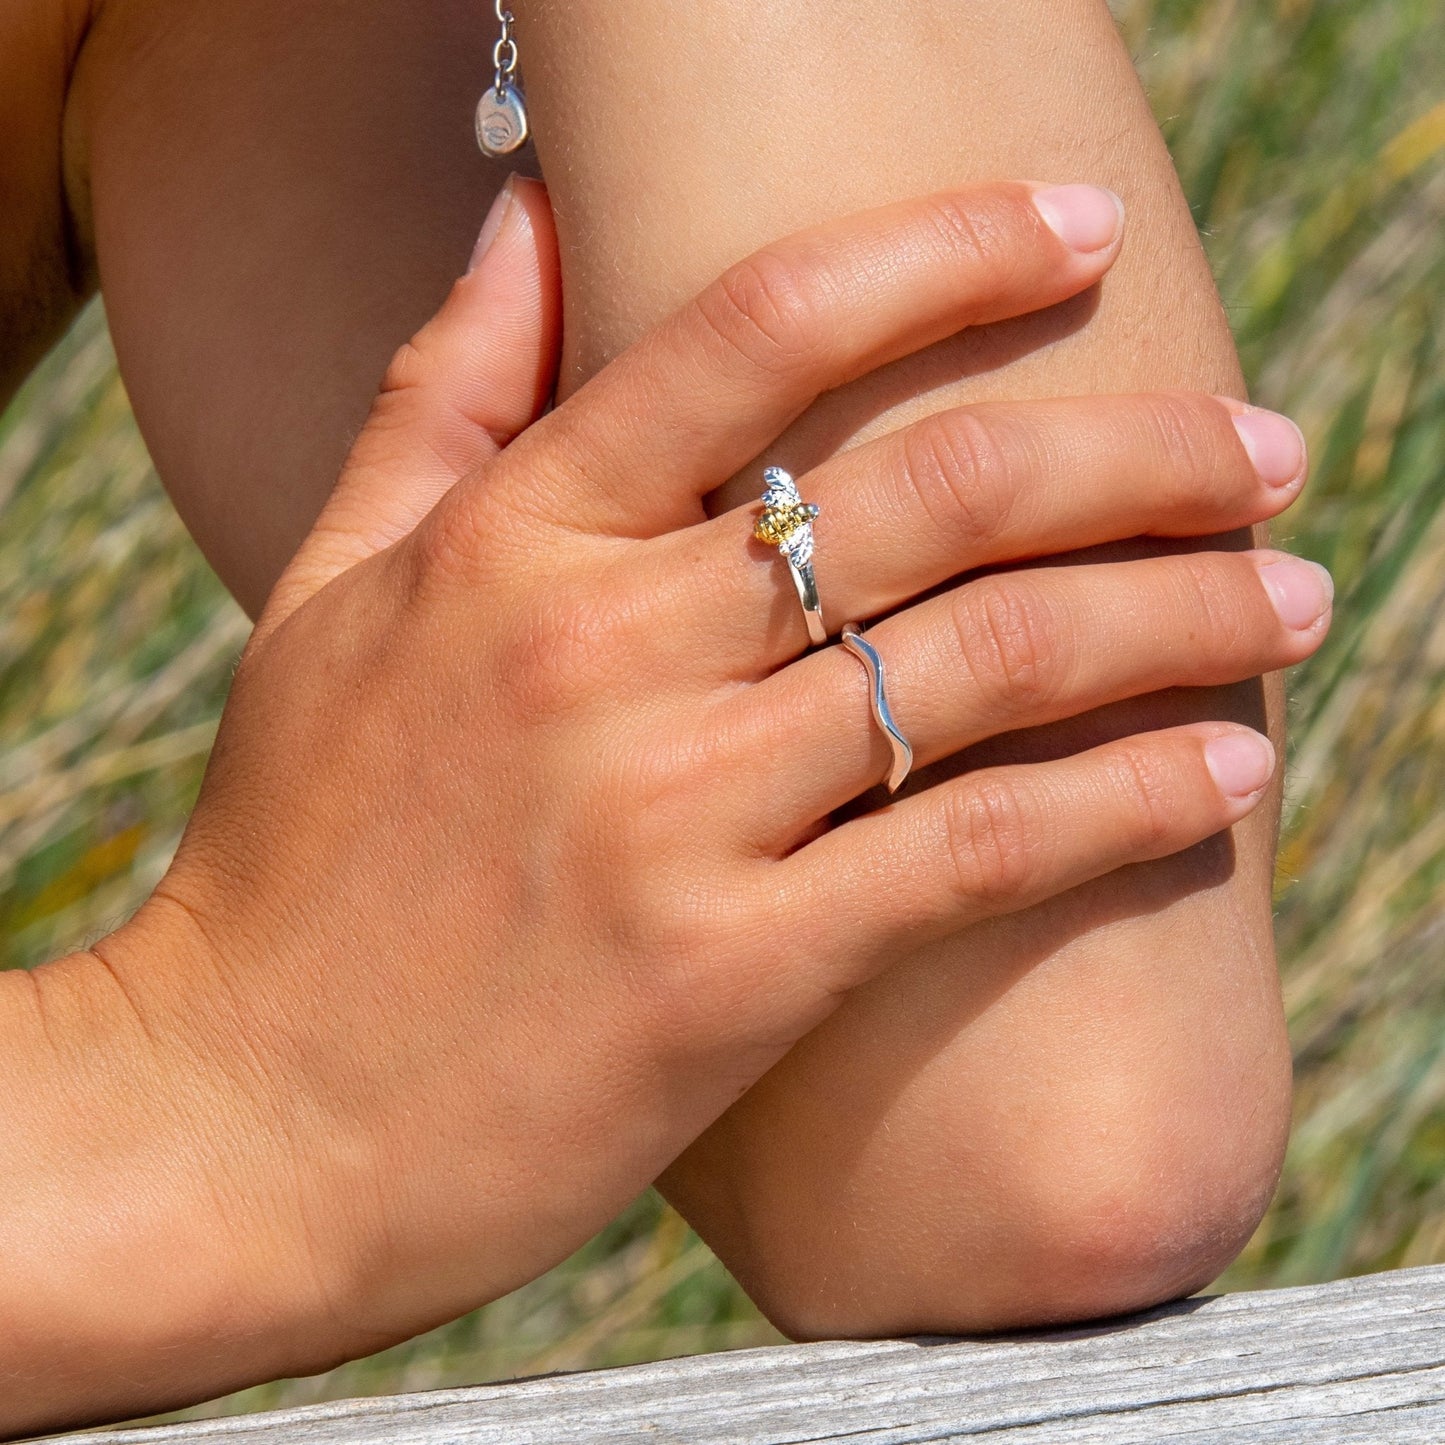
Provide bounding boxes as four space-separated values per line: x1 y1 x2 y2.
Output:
2 0 1444 1423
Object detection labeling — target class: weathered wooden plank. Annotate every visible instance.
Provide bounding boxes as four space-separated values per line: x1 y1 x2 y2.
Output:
48 1265 1445 1444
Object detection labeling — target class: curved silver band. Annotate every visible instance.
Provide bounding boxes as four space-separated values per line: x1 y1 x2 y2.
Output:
788 560 827 646
841 622 914 794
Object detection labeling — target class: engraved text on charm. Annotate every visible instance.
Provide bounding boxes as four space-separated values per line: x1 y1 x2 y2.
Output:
476 86 529 157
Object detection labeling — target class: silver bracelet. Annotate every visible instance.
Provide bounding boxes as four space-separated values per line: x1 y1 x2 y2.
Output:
476 1 529 157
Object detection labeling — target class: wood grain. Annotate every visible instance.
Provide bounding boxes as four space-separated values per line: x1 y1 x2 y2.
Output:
49 1266 1445 1443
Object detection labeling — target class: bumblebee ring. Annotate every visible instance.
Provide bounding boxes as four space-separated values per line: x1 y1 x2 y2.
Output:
840 622 914 794
753 466 827 645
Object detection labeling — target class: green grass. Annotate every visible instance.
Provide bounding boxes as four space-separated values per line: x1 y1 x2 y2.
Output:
2 0 1444 1422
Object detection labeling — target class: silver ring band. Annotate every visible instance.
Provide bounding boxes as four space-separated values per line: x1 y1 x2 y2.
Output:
754 466 827 645
786 558 826 647
841 623 914 794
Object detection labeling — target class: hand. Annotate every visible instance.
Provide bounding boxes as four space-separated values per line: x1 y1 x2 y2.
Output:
5 179 1325 1429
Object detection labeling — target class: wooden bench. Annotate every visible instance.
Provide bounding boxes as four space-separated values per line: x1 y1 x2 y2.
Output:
54 1265 1445 1443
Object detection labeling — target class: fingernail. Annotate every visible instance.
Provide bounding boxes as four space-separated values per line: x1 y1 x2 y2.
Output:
1233 409 1307 488
468 175 518 273
1205 730 1276 800
1032 185 1125 253
1256 554 1334 630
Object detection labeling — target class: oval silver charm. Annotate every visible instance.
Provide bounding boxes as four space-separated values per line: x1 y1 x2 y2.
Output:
475 85 529 157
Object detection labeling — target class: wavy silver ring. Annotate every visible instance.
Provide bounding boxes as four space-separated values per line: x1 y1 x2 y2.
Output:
841 623 914 794
753 466 826 646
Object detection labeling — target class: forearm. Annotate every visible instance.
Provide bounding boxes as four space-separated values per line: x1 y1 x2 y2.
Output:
514 0 1286 1329
0 948 304 1435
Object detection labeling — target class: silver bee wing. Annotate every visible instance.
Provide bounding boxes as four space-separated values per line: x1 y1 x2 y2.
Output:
760 466 803 511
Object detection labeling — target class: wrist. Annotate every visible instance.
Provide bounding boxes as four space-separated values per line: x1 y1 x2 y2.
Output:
0 903 356 1433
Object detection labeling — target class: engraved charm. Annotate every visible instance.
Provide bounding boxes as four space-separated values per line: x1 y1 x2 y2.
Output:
476 85 529 157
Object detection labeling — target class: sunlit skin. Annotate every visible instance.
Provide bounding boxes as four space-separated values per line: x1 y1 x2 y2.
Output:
2 178 1329 1435
0 0 1327 1430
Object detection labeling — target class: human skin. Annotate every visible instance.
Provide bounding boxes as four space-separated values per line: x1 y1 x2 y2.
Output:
510 0 1294 1333
0 184 1328 1433
7 0 1292 1351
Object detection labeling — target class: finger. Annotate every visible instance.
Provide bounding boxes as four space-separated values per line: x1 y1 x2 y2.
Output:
771 721 1277 995
654 392 1309 673
260 175 562 637
489 181 1125 538
725 549 1330 839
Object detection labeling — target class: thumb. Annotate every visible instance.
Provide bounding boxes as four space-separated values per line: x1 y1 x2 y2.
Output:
262 174 561 635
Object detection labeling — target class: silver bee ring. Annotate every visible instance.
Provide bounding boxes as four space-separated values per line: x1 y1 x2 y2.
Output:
753 466 827 645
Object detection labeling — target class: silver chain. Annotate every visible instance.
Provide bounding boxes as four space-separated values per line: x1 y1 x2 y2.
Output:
492 1 520 97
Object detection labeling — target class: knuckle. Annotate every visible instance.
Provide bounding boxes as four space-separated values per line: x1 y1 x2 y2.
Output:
916 192 1016 293
695 248 832 378
410 483 511 588
1140 392 1232 506
624 874 761 1044
497 617 593 719
378 337 431 398
409 449 580 589
901 409 1014 547
953 579 1057 712
943 777 1038 905
651 887 741 985
1174 553 1257 655
611 731 726 846
1107 743 1180 853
